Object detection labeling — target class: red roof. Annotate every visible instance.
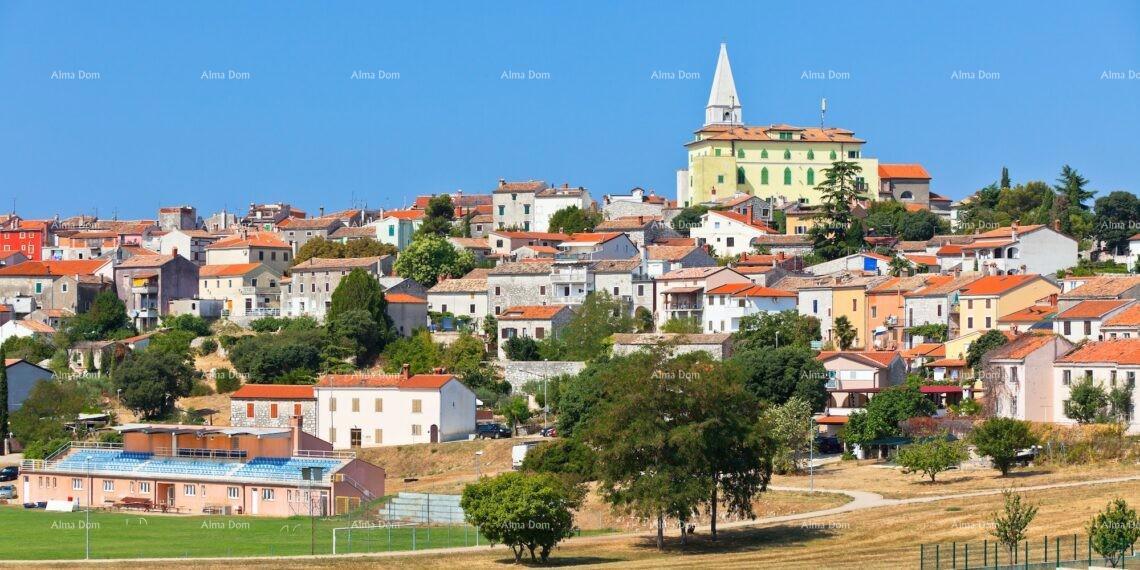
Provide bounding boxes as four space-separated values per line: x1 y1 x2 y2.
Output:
927 358 967 368
904 343 946 359
817 351 901 369
491 230 571 241
815 415 849 425
0 259 107 277
999 304 1057 323
199 263 264 277
231 384 315 400
711 210 777 233
206 232 289 250
960 275 1041 296
384 210 425 221
878 164 931 180
1057 339 1140 365
906 254 939 266
1054 299 1132 320
1102 304 1140 327
498 305 571 320
937 244 964 256
706 283 754 295
316 373 456 389
385 293 427 304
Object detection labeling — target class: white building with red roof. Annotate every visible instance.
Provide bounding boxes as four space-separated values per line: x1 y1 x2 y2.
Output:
1053 339 1140 433
205 231 293 274
373 209 424 250
314 366 477 447
689 209 777 257
702 283 796 333
939 223 1077 276
230 384 317 435
496 305 575 359
654 266 750 328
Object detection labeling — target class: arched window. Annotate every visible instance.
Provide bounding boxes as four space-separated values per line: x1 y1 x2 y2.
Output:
783 149 791 160
736 167 746 185
761 149 769 159
806 168 815 186
807 149 815 160
760 167 769 185
737 148 745 158
783 167 792 185
900 190 914 200
830 150 837 160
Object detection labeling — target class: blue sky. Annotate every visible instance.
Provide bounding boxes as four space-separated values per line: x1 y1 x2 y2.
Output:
1 1 1138 219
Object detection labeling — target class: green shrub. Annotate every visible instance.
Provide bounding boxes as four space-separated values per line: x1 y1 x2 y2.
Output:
188 382 215 397
520 439 597 483
214 369 241 393
199 338 219 356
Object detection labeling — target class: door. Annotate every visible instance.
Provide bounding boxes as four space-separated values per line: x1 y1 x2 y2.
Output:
430 424 439 444
251 488 259 515
349 428 362 448
165 484 174 507
22 477 30 502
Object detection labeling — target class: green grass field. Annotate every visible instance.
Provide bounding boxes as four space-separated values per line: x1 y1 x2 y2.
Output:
0 506 488 560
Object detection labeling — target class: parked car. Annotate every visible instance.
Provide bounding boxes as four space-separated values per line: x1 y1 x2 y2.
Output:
815 436 842 455
0 485 15 500
0 466 17 482
476 423 511 439
540 426 557 438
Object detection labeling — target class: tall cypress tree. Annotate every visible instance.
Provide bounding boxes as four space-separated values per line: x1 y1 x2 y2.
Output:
0 348 9 440
1000 166 1011 189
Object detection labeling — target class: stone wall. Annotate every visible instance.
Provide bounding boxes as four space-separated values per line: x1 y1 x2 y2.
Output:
498 360 587 392
230 399 318 436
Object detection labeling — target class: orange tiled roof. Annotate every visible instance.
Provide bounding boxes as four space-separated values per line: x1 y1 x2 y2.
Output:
491 230 571 241
1102 304 1140 328
1054 299 1132 320
988 333 1058 361
0 259 107 277
905 254 939 266
960 275 1041 296
817 350 901 369
199 263 264 277
927 358 967 368
231 384 315 400
904 343 946 359
736 285 797 298
711 210 777 233
878 164 932 179
1057 339 1140 365
385 293 427 304
498 305 570 320
316 373 456 389
383 210 425 221
206 232 289 250
999 304 1057 323
706 283 754 295
690 124 864 145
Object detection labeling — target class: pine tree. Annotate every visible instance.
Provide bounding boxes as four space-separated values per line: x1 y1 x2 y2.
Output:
809 160 867 260
1000 166 1010 189
0 348 8 439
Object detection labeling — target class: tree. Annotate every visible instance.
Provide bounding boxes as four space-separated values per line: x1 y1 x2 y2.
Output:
393 234 475 288
634 306 654 333
294 236 397 265
733 311 821 352
671 205 709 237
417 194 456 237
660 317 702 334
1065 377 1109 423
162 314 212 337
552 292 632 361
0 348 8 439
906 323 948 343
1088 499 1140 568
991 491 1038 563
66 290 133 341
328 309 382 366
1107 385 1134 423
497 394 532 436
971 417 1038 476
809 160 868 260
113 348 195 418
863 201 949 241
1055 165 1094 238
440 332 496 390
1 335 55 364
833 316 857 350
547 205 601 234
328 267 395 353
10 379 90 456
1000 166 1011 189
554 362 608 438
762 397 815 474
967 329 1009 370
888 255 913 277
1094 191 1140 254
843 385 938 446
380 330 442 374
503 336 541 361
228 328 325 383
897 437 967 482
461 472 583 563
521 438 597 483
730 346 828 410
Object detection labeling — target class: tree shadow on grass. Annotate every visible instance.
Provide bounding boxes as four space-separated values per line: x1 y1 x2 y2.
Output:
627 523 839 555
487 555 625 566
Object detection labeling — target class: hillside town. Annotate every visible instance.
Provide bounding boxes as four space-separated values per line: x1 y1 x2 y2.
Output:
3 41 1140 568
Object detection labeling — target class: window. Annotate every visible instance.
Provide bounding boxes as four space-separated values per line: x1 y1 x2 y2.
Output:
830 150 837 160
140 482 150 493
783 149 791 160
184 484 196 496
985 299 991 309
806 168 815 186
262 488 274 501
535 326 545 339
539 286 546 295
900 191 914 200
714 148 721 157
726 237 734 248
228 487 239 499
937 304 942 317
807 149 815 160
374 398 383 412
967 317 974 329
412 424 423 436
1084 369 1093 382
637 285 644 296
34 282 42 294
412 399 422 413
1063 370 1071 386
736 167 745 184
848 150 860 159
1128 371 1136 388
761 149 768 159
783 168 792 185
374 429 383 444
852 298 857 311
760 167 769 185
1084 321 1092 335
103 480 114 492
246 403 255 418
259 251 264 260
495 286 501 296
498 205 505 216
716 175 724 184
388 225 395 237
329 397 337 411
294 403 302 416
968 300 974 309
812 300 818 314
871 306 878 318
1064 321 1072 335
270 403 278 419
352 398 360 412
985 317 992 328
73 478 83 490
61 283 68 293
523 204 530 215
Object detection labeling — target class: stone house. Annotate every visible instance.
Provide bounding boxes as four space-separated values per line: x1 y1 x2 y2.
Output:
229 384 318 436
283 256 392 321
112 254 200 330
488 260 554 317
496 305 575 360
276 216 345 254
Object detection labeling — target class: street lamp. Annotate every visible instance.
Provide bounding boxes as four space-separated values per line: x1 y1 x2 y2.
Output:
84 455 92 560
474 450 483 478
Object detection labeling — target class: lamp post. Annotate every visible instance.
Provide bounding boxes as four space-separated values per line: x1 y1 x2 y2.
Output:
474 450 483 478
84 455 92 560
808 417 816 493
775 331 780 349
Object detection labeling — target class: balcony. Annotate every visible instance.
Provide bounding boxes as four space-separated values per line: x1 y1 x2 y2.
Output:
239 286 277 295
133 308 159 319
131 284 158 294
550 269 588 283
664 303 703 312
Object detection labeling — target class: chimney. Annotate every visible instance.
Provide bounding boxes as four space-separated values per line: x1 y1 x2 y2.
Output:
319 206 325 217
290 415 303 454
746 204 754 222
401 363 411 379
498 178 506 188
1010 220 1019 240
637 216 644 224
172 247 178 257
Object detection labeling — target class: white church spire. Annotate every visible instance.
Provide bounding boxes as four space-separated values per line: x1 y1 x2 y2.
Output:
705 43 742 127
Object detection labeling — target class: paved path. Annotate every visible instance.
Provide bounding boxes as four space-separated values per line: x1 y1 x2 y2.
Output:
9 474 1140 565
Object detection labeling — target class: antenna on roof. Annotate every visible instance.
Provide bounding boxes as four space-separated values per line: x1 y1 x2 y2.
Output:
820 97 827 128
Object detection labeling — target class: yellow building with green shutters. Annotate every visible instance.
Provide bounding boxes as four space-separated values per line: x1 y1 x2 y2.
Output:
677 44 879 207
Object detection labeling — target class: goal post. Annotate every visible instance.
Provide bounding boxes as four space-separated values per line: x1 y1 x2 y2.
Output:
332 522 419 554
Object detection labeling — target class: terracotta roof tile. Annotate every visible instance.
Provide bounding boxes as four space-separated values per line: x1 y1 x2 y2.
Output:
383 210 425 221
960 275 1042 296
0 259 107 277
316 373 456 389
1057 339 1140 365
988 333 1059 361
817 350 902 369
1054 299 1133 320
999 304 1057 323
878 164 932 179
385 293 427 304
231 384 315 400
199 263 264 277
206 232 290 250
498 305 571 320
1102 304 1140 328
1061 276 1140 299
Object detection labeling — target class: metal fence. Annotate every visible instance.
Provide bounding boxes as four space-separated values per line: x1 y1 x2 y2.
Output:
919 534 1140 569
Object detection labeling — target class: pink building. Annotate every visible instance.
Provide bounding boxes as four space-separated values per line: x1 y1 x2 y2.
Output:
20 419 384 516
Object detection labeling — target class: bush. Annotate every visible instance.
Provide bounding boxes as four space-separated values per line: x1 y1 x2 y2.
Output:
189 381 215 397
97 430 123 444
214 368 241 393
897 437 968 482
199 338 218 356
22 437 69 460
163 314 211 337
217 334 240 349
520 439 597 482
971 417 1038 476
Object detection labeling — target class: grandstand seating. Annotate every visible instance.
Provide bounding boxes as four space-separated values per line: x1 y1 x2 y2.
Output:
53 449 152 473
230 457 343 482
49 448 345 483
380 492 466 524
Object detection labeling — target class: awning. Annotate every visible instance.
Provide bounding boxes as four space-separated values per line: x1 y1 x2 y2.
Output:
920 385 964 394
662 286 704 294
815 415 849 425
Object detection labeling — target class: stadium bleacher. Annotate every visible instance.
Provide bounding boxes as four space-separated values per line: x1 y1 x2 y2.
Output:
49 448 345 483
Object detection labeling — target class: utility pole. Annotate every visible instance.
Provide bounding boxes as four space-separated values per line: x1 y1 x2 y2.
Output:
85 455 92 560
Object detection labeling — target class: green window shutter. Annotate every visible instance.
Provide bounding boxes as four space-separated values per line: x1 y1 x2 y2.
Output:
715 148 721 157
783 167 792 185
761 168 769 185
807 149 815 160
807 168 815 186
830 150 837 160
737 148 745 158
736 167 746 184
717 174 724 184
783 149 791 160
761 149 768 159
